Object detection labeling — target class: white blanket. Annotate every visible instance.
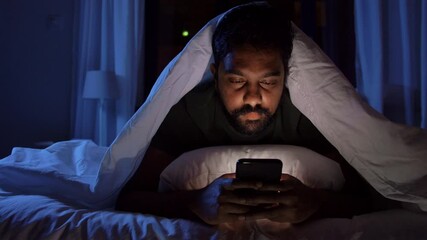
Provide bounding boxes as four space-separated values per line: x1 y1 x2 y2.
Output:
1 5 427 239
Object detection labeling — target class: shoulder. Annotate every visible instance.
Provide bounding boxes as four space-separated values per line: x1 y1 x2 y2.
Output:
159 80 215 126
150 81 217 157
279 88 335 153
183 80 217 130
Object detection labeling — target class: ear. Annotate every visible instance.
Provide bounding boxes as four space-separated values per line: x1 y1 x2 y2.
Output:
210 63 217 78
210 63 218 88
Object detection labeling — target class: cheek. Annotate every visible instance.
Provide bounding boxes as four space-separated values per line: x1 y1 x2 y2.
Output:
261 89 283 112
218 82 243 112
221 90 243 111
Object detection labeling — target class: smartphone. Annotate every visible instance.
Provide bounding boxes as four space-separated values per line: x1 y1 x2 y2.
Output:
236 158 282 183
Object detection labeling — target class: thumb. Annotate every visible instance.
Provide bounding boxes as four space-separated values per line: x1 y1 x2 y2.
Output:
221 173 236 179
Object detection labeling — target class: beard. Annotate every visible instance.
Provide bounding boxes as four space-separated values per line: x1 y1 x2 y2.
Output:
226 104 274 136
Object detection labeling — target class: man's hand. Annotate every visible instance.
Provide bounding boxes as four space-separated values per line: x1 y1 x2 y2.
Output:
189 174 324 225
219 174 324 224
189 173 255 225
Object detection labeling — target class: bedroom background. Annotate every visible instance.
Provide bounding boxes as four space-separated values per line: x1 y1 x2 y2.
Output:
0 0 425 159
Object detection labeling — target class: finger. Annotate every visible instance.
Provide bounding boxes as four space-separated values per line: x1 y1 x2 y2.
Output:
227 176 302 192
215 177 233 189
257 178 302 192
218 213 246 223
221 173 236 179
218 192 260 206
220 190 299 206
255 184 294 192
244 206 296 222
243 209 279 221
280 174 295 181
218 202 252 214
280 174 302 184
245 194 299 206
225 180 263 190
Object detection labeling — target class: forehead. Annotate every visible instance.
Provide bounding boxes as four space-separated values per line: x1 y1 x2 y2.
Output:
221 45 284 72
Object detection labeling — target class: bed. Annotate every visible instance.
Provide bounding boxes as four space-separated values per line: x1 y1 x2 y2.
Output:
1 5 427 239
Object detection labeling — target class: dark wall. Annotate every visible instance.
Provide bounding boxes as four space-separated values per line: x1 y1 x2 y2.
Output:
0 0 74 158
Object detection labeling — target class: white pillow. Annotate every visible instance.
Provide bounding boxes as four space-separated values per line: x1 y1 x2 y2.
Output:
158 145 345 192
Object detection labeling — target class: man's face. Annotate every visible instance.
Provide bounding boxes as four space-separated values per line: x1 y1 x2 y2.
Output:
212 45 285 135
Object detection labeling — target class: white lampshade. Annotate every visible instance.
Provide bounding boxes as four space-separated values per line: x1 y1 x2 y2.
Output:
83 70 118 99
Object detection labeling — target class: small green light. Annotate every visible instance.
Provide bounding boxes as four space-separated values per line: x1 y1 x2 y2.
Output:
182 30 189 37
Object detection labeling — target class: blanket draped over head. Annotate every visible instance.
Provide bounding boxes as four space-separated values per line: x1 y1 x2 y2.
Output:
1 6 427 212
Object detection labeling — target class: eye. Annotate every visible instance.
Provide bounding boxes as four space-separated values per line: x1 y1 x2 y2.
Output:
229 77 246 84
259 79 278 86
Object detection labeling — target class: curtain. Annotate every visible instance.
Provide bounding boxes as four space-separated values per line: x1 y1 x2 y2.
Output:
354 0 427 128
71 0 145 145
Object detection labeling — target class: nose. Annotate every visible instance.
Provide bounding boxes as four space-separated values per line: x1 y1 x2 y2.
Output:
243 83 262 107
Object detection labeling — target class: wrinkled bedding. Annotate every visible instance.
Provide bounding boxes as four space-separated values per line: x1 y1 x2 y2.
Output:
1 192 426 239
1 4 427 239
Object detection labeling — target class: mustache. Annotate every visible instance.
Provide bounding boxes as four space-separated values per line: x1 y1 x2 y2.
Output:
230 104 271 117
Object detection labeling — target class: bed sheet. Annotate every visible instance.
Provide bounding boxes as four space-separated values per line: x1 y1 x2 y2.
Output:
1 140 426 239
1 141 426 239
0 194 217 240
1 192 426 240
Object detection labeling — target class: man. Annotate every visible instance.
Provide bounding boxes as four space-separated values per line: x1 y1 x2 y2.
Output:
116 3 375 225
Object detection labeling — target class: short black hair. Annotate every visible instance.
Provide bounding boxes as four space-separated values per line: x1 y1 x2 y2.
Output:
212 3 294 72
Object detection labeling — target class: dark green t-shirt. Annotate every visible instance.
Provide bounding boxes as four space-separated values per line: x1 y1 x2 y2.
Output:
151 81 335 158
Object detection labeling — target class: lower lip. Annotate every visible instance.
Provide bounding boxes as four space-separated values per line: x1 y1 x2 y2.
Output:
243 112 261 120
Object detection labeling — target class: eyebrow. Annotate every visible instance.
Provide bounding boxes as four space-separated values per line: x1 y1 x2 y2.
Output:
224 69 282 78
263 71 282 78
224 69 244 76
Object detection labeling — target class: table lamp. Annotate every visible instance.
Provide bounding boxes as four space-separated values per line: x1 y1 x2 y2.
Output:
83 70 118 146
